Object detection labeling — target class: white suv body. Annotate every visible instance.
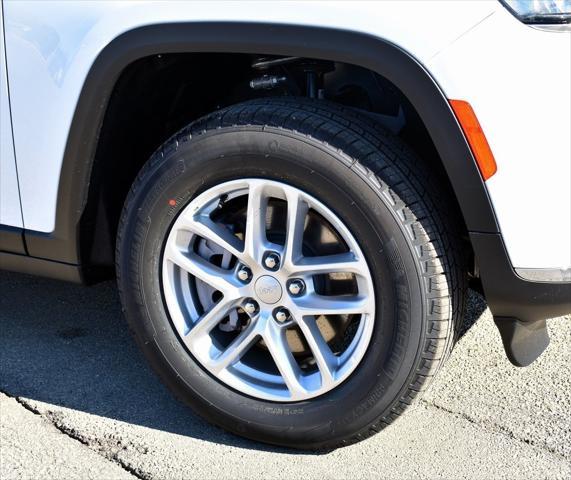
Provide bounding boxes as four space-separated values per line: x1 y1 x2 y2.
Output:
1 1 570 448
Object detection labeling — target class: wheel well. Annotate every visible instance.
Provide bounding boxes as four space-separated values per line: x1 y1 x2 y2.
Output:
79 52 471 276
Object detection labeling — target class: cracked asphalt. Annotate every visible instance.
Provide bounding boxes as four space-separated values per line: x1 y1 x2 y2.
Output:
0 270 570 479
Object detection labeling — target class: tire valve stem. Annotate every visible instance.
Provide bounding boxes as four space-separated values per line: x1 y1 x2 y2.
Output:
217 194 228 209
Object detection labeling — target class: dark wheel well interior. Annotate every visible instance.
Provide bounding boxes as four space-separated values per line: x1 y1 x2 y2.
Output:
79 52 471 277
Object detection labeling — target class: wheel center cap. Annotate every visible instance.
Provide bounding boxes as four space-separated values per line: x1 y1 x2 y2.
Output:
254 275 282 304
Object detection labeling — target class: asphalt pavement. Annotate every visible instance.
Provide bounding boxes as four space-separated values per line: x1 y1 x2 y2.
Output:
0 270 569 479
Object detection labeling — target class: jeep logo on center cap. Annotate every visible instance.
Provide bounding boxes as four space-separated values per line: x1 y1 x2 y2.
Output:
254 276 282 304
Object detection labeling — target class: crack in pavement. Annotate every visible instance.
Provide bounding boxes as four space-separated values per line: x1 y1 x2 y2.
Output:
1 389 145 480
5 386 568 479
420 399 569 462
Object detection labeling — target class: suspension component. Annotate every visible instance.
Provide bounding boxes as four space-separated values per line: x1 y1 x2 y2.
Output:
249 75 287 90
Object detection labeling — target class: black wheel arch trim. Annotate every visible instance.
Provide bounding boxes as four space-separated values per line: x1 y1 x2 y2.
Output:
22 21 500 266
470 233 571 323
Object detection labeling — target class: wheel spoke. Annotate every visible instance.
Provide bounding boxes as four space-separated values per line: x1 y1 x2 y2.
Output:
179 214 244 259
244 181 268 263
262 319 308 399
183 297 238 350
290 252 364 276
293 293 369 316
283 190 309 266
295 315 337 388
208 319 262 373
165 243 237 294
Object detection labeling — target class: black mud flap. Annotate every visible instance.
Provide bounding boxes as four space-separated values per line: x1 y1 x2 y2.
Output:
494 317 550 367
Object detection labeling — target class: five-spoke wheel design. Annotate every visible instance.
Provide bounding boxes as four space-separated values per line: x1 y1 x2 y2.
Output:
162 179 375 401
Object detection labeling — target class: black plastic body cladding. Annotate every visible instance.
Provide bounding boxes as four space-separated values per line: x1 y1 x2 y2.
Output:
23 22 498 264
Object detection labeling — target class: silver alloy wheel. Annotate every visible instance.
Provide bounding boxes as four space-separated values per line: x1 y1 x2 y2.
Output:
161 179 375 402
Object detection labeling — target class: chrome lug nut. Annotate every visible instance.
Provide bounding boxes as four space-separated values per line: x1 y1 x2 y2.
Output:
274 308 290 323
263 252 280 270
288 279 305 296
243 300 258 315
237 266 251 282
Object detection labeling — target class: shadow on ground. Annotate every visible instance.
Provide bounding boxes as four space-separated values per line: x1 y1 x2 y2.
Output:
0 270 487 452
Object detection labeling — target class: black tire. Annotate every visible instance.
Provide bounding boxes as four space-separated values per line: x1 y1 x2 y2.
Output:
116 97 466 450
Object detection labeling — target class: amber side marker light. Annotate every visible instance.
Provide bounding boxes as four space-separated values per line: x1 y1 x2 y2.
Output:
449 99 497 181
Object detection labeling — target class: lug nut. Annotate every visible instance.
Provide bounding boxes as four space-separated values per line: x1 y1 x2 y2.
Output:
274 308 290 323
237 266 251 282
288 279 305 296
263 252 280 270
243 300 258 315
